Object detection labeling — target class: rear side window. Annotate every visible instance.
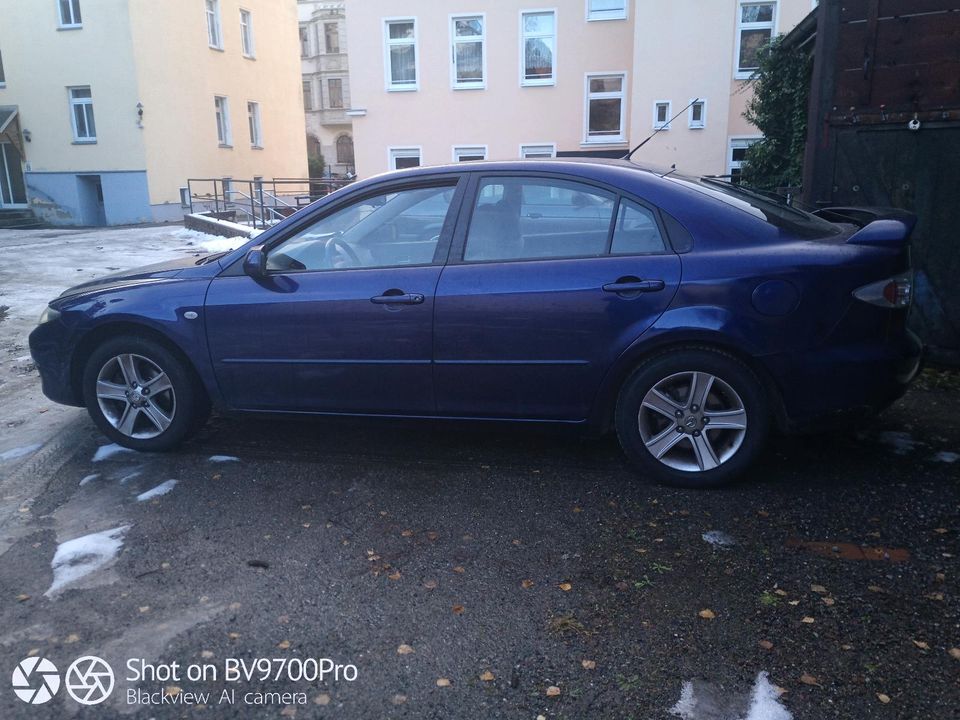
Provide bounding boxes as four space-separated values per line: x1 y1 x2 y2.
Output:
611 199 667 254
464 177 615 261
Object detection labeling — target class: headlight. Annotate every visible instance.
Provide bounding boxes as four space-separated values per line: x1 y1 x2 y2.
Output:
38 306 61 325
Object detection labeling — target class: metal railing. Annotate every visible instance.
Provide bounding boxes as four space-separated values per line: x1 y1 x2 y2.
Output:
185 177 354 230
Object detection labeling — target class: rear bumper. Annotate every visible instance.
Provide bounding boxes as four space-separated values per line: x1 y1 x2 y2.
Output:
764 329 922 431
29 320 83 407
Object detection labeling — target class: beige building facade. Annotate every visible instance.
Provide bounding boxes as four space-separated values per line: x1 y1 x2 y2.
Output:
0 0 307 225
344 0 814 179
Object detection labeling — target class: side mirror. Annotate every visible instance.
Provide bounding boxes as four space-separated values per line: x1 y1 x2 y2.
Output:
243 246 267 277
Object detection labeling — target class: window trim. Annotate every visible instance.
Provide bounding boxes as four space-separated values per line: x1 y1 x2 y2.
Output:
324 21 340 54
247 100 262 149
205 0 223 50
688 98 706 129
383 17 419 92
327 77 344 109
452 145 488 163
57 0 83 29
68 86 96 143
449 13 487 91
728 135 763 179
583 71 627 145
519 9 557 87
240 8 255 58
585 0 628 22
302 79 313 111
734 0 778 79
214 95 232 147
387 146 423 171
519 143 557 159
652 100 672 130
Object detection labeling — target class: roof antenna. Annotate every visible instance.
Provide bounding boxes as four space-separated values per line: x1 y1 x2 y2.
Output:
622 98 700 161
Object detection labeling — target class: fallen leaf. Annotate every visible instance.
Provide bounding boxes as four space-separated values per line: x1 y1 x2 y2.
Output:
698 609 716 620
581 659 596 670
788 600 800 606
391 694 407 705
841 644 854 651
822 597 836 606
758 640 774 650
949 648 960 660
16 594 30 602
423 579 438 590
573 506 582 513
436 678 451 687
926 592 944 601
452 604 465 615
558 582 572 592
801 616 816 624
453 566 465 574
201 650 214 659
521 579 535 589
401 529 414 537
546 685 561 697
301 504 311 510
479 670 495 682
810 584 827 594
774 589 788 596
302 523 311 529
277 640 291 650
165 686 182 697
280 706 296 717
278 614 290 624
426 531 439 541
757 510 770 518
139 606 150 613
799 673 820 686
933 528 948 534
27 648 39 656
397 644 414 655
935 573 946 583
64 633 80 644
228 632 241 640
877 693 891 704
912 640 930 650
314 694 330 706
388 571 402 581
867 585 884 593
229 602 241 609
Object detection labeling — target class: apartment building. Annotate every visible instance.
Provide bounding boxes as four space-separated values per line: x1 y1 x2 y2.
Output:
344 0 814 178
0 0 307 226
299 0 354 176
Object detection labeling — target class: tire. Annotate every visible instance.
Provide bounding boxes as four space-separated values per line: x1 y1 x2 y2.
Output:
82 335 209 452
615 348 770 488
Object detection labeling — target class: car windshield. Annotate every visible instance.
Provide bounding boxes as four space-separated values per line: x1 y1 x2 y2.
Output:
664 174 843 239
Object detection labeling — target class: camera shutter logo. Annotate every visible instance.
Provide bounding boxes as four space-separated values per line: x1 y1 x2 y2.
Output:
65 655 114 705
11 657 60 704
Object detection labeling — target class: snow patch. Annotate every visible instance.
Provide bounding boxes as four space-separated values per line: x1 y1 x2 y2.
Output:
45 525 131 596
118 470 143 484
933 451 958 463
79 473 100 486
744 672 792 720
199 236 247 253
208 455 240 463
669 672 791 720
877 431 920 455
136 480 178 502
92 443 133 462
702 530 736 547
0 443 42 461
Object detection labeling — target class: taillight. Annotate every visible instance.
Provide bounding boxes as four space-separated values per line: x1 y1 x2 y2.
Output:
852 273 913 308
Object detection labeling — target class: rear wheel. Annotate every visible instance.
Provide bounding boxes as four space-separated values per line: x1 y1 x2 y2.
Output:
615 348 769 488
82 336 209 451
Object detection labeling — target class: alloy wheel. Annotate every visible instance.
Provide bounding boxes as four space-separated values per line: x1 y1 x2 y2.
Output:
95 353 176 439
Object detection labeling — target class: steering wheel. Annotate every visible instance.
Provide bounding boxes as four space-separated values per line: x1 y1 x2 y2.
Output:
323 236 362 268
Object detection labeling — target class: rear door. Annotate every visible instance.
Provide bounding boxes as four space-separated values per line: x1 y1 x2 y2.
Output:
433 173 681 421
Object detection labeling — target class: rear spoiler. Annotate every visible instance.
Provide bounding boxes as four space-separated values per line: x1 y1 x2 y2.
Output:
812 206 917 247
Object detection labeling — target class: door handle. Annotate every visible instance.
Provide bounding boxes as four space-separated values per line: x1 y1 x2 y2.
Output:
370 291 425 305
602 279 666 294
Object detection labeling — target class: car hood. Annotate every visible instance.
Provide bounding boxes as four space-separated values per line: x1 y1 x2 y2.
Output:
57 254 218 300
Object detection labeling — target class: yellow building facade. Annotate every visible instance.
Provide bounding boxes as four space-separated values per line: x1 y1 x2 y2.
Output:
0 0 307 225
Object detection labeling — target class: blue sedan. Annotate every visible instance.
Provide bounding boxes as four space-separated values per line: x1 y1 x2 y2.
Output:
28 160 921 487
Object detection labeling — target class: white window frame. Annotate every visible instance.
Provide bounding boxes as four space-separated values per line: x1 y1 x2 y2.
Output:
247 101 262 148
240 9 255 58
520 143 557 159
214 95 232 147
586 0 627 22
206 0 223 50
388 146 422 171
68 86 96 143
583 71 627 145
58 0 82 28
735 1 778 79
449 13 486 90
520 9 556 87
688 99 706 129
728 135 763 178
383 17 419 92
653 100 672 130
452 145 488 163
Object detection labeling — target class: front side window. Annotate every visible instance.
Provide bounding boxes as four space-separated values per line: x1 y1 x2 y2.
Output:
464 177 616 262
266 184 456 272
69 87 96 142
240 9 255 57
214 95 231 146
58 0 82 27
521 11 555 86
389 147 421 170
451 15 485 89
206 0 222 49
736 1 776 76
384 19 418 91
587 0 627 21
325 22 340 53
453 146 486 162
585 73 626 143
328 78 344 109
247 101 262 147
653 100 672 129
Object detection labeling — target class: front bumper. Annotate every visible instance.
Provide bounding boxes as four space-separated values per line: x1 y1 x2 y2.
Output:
28 319 83 407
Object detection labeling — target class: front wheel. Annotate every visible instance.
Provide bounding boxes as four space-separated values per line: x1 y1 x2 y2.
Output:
82 336 208 451
615 348 770 488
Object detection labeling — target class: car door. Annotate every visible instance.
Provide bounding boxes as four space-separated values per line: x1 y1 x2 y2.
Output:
205 176 465 414
433 173 682 421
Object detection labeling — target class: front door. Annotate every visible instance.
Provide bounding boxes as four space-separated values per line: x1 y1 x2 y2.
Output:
0 141 27 208
434 174 682 421
205 177 463 414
